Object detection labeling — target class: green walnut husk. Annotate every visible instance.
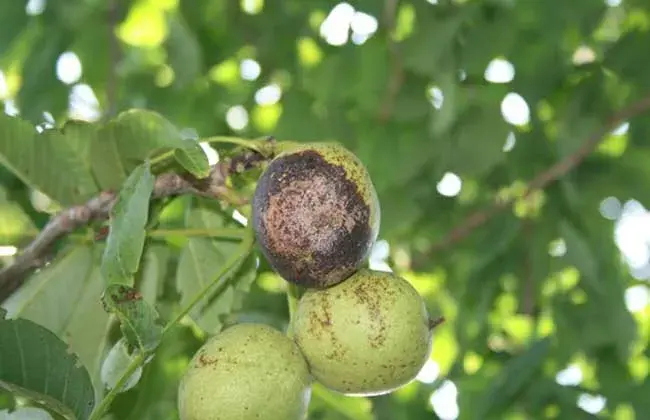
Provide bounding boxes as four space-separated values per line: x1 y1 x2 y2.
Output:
252 142 380 288
292 269 433 396
178 323 312 420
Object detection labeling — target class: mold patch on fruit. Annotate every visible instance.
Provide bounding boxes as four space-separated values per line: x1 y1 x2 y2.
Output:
252 143 380 288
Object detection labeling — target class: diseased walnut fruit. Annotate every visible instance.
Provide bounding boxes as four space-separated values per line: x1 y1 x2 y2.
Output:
178 323 312 420
292 269 433 396
252 142 380 288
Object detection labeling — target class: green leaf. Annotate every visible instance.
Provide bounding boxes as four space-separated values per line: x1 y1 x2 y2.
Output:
558 221 601 290
0 0 29 56
0 406 55 419
0 114 99 206
101 284 163 354
99 339 144 393
273 90 328 142
197 254 257 331
0 314 96 420
604 29 650 89
173 143 210 179
402 13 467 76
390 76 432 123
459 9 516 76
552 295 619 357
440 104 511 177
1 246 111 398
474 339 551 419
59 120 98 174
71 20 110 93
101 163 155 285
354 122 432 194
430 70 461 138
0 185 36 244
165 16 203 88
90 110 188 190
301 54 349 105
16 29 68 123
175 199 252 333
136 244 171 306
348 38 391 115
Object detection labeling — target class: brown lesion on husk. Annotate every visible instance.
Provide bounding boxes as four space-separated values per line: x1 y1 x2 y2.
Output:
196 349 219 367
252 150 373 288
351 279 388 349
308 292 349 362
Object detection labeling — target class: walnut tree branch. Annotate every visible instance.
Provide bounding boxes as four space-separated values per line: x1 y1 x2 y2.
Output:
414 93 650 265
0 149 268 302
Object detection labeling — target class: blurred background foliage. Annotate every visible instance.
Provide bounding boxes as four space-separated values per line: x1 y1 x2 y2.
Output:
1 0 650 419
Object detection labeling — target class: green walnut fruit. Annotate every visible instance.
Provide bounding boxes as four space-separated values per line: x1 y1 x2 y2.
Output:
292 269 433 396
178 323 312 420
252 142 380 288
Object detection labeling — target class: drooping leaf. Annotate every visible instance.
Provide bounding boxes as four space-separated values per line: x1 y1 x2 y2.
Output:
1 246 111 397
101 162 155 285
0 114 99 206
0 314 96 420
100 284 163 354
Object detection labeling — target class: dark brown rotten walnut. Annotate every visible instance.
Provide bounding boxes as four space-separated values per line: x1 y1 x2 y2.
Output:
252 142 380 288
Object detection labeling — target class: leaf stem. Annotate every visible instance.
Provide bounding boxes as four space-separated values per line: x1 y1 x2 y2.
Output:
202 136 265 154
146 228 245 240
148 150 175 167
161 227 256 336
88 352 145 420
